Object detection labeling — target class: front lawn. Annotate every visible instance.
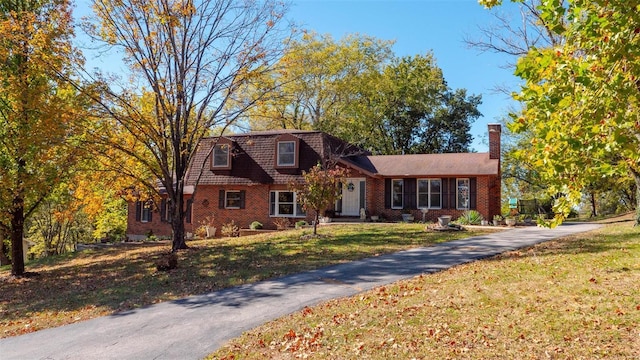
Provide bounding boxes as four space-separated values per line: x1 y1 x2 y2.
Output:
0 223 490 338
210 217 640 359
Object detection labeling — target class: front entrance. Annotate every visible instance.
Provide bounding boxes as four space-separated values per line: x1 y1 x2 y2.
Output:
341 178 366 216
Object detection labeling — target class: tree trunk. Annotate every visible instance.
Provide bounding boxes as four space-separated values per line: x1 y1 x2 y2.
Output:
313 209 319 235
171 191 188 252
632 168 640 227
589 191 597 218
0 235 11 266
10 195 26 277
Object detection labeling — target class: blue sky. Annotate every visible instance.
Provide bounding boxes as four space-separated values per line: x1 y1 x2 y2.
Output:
287 0 523 151
76 0 523 152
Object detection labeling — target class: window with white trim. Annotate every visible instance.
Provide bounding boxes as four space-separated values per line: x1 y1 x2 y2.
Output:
225 191 241 209
212 144 230 168
391 179 403 209
277 141 296 166
457 178 470 210
269 191 305 217
417 179 441 209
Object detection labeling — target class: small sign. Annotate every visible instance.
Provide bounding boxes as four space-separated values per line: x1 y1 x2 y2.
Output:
509 198 518 209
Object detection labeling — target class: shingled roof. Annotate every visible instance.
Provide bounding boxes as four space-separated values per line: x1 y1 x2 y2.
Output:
186 130 362 186
341 152 499 178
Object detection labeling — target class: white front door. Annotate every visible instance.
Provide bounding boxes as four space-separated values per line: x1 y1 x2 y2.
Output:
341 178 365 216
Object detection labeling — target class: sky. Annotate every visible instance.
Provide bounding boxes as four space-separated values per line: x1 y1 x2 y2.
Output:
76 0 524 152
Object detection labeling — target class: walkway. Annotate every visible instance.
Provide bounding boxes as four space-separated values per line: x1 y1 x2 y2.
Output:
0 223 600 359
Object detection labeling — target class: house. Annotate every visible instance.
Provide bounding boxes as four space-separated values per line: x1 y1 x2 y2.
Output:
126 124 501 238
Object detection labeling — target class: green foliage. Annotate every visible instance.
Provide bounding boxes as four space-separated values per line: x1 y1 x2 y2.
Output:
243 32 480 155
295 220 307 229
489 0 640 226
0 0 86 275
455 210 484 225
92 196 127 242
250 221 263 230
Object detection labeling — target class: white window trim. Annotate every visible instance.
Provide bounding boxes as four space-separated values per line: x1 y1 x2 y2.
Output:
225 190 241 209
212 144 230 168
270 190 306 217
277 141 296 167
417 178 442 209
457 178 470 210
391 179 404 209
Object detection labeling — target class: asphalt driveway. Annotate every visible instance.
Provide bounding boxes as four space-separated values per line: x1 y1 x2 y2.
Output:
0 222 601 359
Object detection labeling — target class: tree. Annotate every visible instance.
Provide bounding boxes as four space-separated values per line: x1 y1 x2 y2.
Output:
243 34 480 155
481 0 640 226
351 54 480 155
85 0 290 251
0 0 84 276
239 32 394 133
290 163 349 235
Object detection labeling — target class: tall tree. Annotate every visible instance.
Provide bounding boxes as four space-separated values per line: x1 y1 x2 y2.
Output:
481 0 640 226
352 54 480 155
239 32 394 133
0 0 84 276
243 34 480 155
85 0 290 251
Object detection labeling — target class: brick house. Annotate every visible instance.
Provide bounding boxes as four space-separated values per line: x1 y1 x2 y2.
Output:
126 124 501 238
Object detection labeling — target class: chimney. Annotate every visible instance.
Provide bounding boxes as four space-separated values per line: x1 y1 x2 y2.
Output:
488 123 501 160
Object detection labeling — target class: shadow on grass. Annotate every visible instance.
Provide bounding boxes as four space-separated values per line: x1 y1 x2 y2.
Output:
0 224 480 334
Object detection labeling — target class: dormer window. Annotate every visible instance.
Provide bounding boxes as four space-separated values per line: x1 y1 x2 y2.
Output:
275 134 300 168
277 141 295 166
211 138 233 170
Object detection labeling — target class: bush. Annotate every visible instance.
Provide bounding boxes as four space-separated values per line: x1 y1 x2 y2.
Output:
221 220 239 237
273 217 291 230
456 210 484 225
249 221 263 230
295 220 307 229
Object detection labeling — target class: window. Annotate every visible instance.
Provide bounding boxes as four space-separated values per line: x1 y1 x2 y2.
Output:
225 191 242 209
139 201 152 223
218 189 245 209
212 144 230 168
391 179 403 209
269 191 306 217
457 178 470 210
417 179 441 209
277 141 296 166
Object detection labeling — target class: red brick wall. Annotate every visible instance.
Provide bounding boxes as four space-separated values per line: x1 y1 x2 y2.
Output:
126 200 195 240
191 185 313 232
128 173 502 237
364 176 501 223
126 202 174 239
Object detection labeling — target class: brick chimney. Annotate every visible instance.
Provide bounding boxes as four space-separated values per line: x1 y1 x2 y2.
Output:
488 123 501 160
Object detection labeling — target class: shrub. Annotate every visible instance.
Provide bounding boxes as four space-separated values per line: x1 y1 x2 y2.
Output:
295 220 307 229
221 220 239 237
249 221 263 230
194 225 207 239
456 210 484 225
273 217 291 230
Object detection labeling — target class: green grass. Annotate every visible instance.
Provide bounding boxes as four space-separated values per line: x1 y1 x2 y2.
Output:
209 216 640 359
0 223 490 338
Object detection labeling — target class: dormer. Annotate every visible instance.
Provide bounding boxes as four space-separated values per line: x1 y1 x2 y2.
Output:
211 137 234 170
274 133 300 169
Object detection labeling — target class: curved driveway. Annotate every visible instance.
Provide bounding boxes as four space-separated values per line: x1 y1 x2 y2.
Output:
0 222 600 359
